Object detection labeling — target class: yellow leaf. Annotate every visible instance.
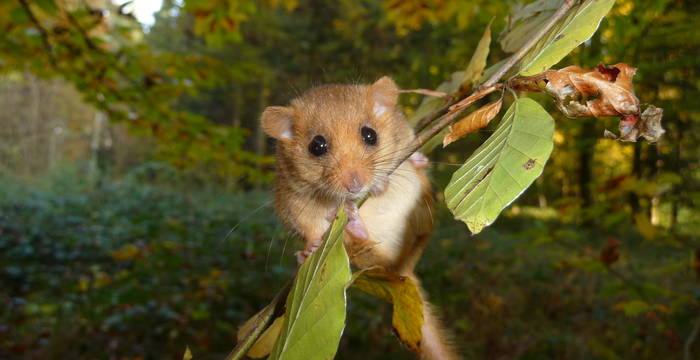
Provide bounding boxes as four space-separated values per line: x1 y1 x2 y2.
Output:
236 303 273 342
352 269 424 352
247 316 284 358
443 100 502 147
635 213 657 240
182 346 193 360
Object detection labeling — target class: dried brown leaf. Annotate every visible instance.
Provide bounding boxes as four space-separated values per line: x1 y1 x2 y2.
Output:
519 63 664 142
639 105 665 142
443 100 503 147
537 63 640 118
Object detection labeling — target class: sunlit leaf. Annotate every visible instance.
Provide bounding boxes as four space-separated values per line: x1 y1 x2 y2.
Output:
269 206 351 360
519 0 616 76
351 268 424 352
445 98 554 234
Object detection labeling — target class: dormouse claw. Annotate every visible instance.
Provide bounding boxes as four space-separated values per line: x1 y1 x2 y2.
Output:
409 151 429 169
344 201 369 241
296 240 322 264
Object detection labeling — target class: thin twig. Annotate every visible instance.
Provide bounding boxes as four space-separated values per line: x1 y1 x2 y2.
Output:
414 0 577 134
401 0 579 171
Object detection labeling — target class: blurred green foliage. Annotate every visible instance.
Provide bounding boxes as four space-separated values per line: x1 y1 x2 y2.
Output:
1 168 698 359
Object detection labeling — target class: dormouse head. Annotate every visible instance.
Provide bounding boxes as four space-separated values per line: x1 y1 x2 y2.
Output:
261 76 414 200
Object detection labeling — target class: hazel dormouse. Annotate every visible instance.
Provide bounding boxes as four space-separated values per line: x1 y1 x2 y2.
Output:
261 77 458 360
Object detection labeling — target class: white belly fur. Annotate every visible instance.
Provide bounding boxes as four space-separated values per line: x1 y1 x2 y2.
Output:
360 161 422 261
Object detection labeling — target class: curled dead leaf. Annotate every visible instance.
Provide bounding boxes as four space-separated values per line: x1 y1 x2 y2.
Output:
517 63 664 142
639 105 665 142
443 100 502 147
536 63 639 117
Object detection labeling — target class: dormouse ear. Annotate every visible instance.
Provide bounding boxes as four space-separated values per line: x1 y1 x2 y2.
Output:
261 106 294 140
370 76 399 117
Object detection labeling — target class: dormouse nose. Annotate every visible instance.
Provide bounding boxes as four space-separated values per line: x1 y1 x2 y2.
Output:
342 169 365 194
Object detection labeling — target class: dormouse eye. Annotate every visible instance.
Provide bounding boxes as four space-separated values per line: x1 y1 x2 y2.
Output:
361 126 377 146
308 135 329 157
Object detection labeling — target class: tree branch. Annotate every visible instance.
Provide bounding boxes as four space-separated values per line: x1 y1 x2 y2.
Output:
414 0 577 137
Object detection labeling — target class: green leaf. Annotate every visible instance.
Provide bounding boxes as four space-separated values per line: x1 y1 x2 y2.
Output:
500 0 559 53
351 269 424 352
444 98 554 234
269 206 351 360
461 19 493 87
518 0 616 76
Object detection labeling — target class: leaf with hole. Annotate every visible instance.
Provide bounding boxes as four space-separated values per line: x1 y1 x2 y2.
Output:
444 98 554 234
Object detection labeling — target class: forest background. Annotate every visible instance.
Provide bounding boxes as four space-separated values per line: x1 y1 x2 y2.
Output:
1 0 699 359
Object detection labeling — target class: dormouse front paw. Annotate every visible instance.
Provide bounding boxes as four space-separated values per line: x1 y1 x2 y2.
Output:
296 240 322 264
344 201 369 241
408 151 429 169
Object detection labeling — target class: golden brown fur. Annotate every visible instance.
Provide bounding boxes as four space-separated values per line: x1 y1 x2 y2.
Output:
261 77 458 360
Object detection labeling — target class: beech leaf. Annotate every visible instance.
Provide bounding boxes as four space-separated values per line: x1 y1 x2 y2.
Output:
351 269 424 353
443 100 503 147
500 0 559 53
444 98 554 234
519 0 616 76
461 19 493 86
520 63 665 142
529 63 640 118
269 206 351 360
